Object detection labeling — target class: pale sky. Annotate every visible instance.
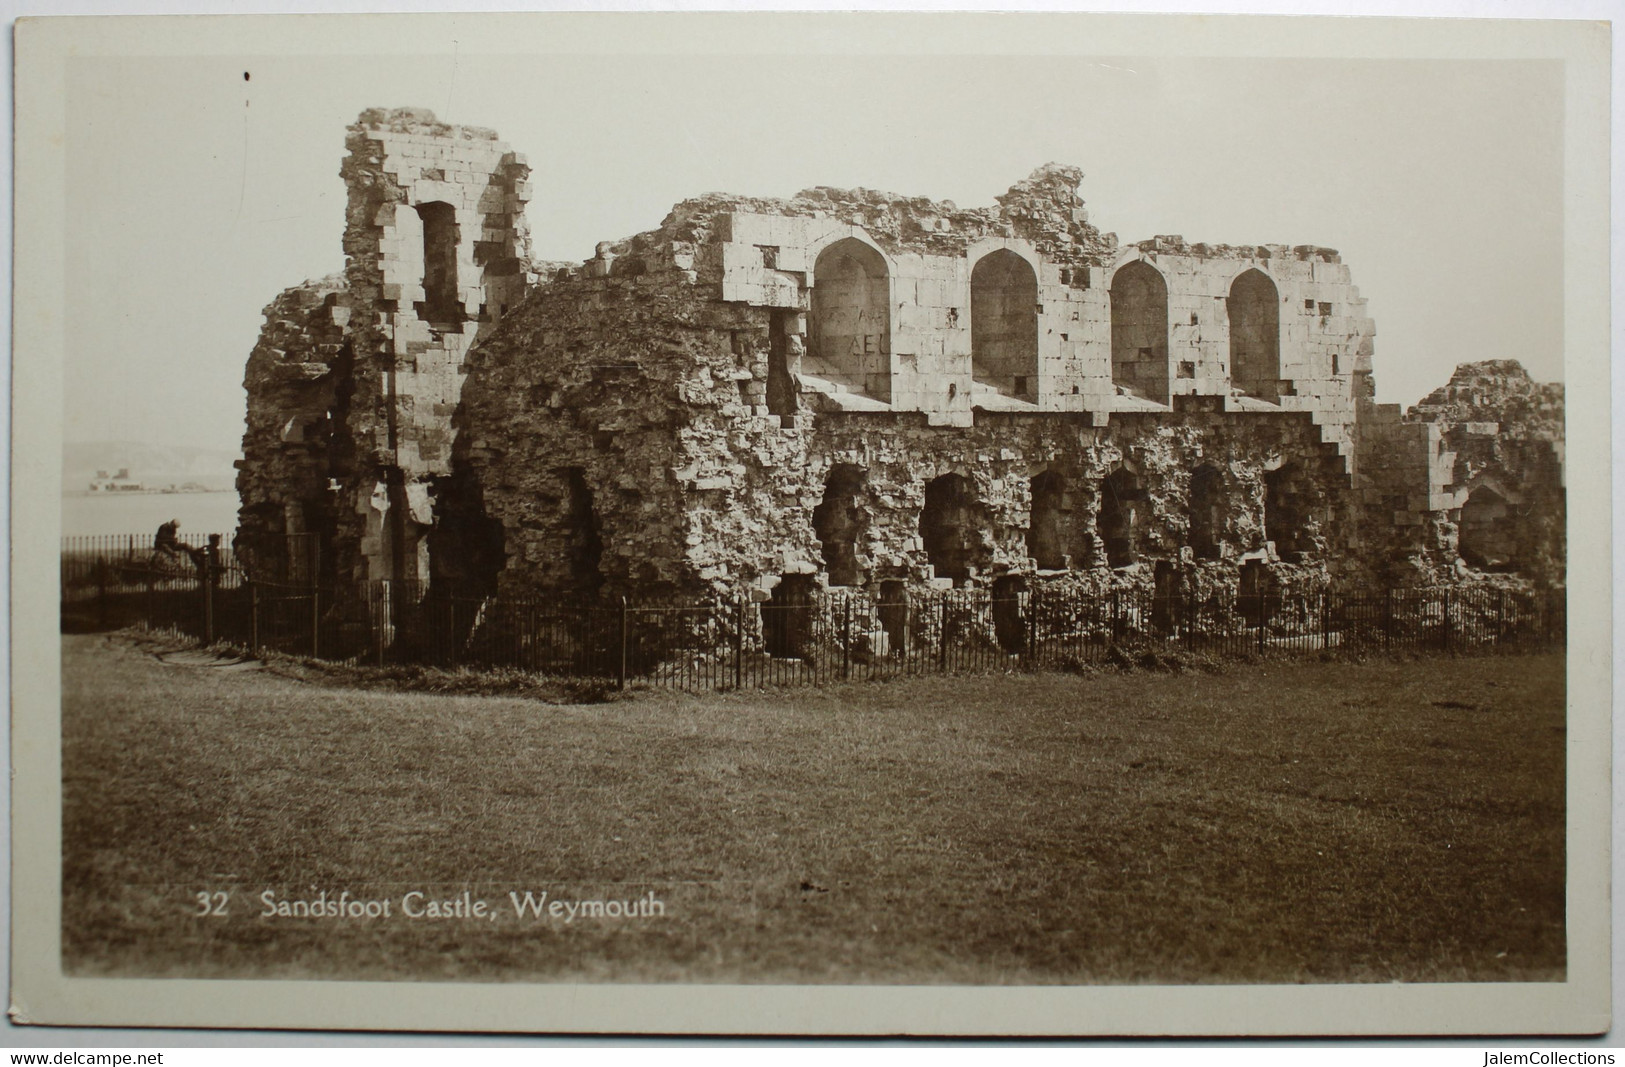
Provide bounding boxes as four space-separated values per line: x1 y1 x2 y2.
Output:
63 44 1565 453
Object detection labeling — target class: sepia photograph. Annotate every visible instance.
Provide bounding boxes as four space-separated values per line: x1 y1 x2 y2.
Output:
11 11 1611 1036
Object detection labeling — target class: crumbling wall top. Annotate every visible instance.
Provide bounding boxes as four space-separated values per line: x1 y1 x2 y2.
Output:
620 162 1116 267
242 273 349 384
351 106 500 142
1407 359 1564 440
1132 234 1343 264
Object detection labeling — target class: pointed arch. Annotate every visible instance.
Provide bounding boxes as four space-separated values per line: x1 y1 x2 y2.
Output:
808 238 891 402
970 250 1039 400
1110 260 1169 403
1228 268 1280 400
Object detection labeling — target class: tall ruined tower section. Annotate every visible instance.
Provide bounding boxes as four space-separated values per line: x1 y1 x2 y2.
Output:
337 107 533 583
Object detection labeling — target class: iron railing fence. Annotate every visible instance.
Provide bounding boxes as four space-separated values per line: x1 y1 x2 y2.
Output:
62 533 244 590
61 533 244 632
61 537 1567 692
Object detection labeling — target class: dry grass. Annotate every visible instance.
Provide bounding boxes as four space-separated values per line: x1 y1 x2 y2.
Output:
61 632 1565 985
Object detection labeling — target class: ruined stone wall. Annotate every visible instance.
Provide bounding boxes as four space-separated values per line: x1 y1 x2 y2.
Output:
451 231 1354 606
240 109 1558 613
1411 361 1565 585
1353 360 1564 587
1118 238 1374 463
698 170 1373 470
235 274 351 582
334 107 536 584
443 161 1380 605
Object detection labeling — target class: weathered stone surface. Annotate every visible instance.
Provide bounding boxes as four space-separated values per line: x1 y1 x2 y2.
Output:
238 109 1565 609
235 274 351 583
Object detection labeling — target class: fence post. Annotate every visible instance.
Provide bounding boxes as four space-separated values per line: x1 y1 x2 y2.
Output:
1027 586 1040 666
939 595 949 673
311 587 320 659
203 557 216 645
249 582 259 653
841 595 851 681
1384 589 1393 652
618 596 629 690
1440 588 1451 653
1496 589 1506 645
734 597 744 690
377 584 387 666
1259 595 1270 655
1112 589 1121 642
97 565 108 630
447 596 458 667
1321 592 1330 652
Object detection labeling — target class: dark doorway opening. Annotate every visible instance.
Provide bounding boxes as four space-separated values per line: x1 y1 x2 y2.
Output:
1264 463 1310 559
921 473 986 584
1458 486 1518 570
991 574 1028 653
1098 468 1143 568
1239 558 1268 627
762 574 817 658
812 465 869 587
1027 470 1075 570
878 579 910 654
1151 559 1179 633
1188 465 1224 560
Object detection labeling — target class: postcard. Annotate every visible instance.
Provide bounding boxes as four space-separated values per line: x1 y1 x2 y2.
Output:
12 10 1611 1036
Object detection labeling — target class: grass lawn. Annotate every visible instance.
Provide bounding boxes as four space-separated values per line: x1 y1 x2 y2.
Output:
61 633 1565 985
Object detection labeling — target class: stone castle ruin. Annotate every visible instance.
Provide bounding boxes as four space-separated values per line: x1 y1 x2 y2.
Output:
237 108 1565 620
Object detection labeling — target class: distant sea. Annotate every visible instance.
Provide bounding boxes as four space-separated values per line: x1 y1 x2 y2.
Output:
62 491 239 540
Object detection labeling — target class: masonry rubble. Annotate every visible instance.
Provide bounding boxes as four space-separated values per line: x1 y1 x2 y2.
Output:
237 108 1566 626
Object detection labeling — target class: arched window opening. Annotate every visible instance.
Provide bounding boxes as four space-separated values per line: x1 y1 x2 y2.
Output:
971 250 1039 400
1027 470 1075 570
762 574 817 658
1228 269 1280 400
1110 260 1170 404
812 464 869 587
920 473 985 584
809 238 891 402
562 467 604 594
1458 487 1518 571
416 201 461 325
1187 465 1224 560
1263 463 1311 559
1098 468 1143 568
